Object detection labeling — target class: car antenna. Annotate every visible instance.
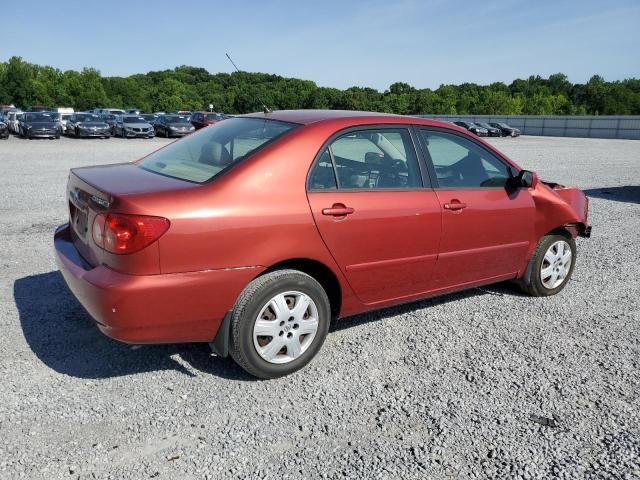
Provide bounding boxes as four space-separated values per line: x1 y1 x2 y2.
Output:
225 52 271 114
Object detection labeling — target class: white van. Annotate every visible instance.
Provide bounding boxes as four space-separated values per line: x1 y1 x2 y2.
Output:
57 107 74 132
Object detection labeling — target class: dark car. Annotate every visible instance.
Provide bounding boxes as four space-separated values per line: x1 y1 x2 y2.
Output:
54 111 590 379
99 113 118 135
489 122 521 137
474 122 502 137
154 114 195 138
19 112 60 139
190 112 227 130
0 117 9 139
66 113 111 138
453 121 489 137
115 115 155 138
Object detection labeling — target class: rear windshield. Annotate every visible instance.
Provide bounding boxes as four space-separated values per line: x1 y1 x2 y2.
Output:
138 117 297 183
124 116 146 123
76 114 100 122
25 113 55 122
164 115 189 122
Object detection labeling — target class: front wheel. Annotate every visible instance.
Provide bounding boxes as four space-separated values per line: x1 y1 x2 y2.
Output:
229 270 331 379
520 234 576 297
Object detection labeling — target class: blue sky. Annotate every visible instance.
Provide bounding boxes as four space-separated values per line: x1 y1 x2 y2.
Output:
3 0 639 90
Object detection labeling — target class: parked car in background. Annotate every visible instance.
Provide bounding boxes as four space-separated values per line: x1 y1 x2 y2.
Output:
54 111 591 379
489 122 521 137
453 121 489 137
190 112 227 130
154 114 194 137
18 111 60 139
0 117 9 139
115 115 155 138
126 108 144 115
99 113 117 135
66 113 111 138
474 122 502 137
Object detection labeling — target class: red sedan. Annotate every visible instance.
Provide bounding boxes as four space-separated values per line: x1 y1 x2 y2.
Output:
190 112 228 130
54 110 591 379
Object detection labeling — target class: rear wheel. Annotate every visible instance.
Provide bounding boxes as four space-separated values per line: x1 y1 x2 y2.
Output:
520 234 576 297
229 270 331 379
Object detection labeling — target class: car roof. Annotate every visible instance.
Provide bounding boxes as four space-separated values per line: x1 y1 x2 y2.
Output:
242 109 458 129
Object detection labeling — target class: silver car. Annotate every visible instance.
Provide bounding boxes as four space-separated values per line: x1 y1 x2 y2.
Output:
115 115 155 138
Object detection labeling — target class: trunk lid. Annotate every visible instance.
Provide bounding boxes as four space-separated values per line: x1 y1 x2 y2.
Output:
67 163 198 269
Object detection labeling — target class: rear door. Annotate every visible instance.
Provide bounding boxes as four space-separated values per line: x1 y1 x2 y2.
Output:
307 126 442 305
416 128 535 290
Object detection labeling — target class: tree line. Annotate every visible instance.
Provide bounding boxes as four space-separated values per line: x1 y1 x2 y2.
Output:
0 56 638 116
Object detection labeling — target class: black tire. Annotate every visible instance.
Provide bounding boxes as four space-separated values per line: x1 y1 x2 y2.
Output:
229 269 331 379
519 234 576 297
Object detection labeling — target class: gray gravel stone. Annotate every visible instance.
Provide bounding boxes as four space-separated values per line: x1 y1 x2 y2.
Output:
0 135 638 479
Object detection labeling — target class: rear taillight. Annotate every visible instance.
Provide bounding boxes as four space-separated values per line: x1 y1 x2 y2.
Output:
92 213 170 254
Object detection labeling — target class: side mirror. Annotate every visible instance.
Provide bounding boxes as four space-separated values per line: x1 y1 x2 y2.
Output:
518 170 538 188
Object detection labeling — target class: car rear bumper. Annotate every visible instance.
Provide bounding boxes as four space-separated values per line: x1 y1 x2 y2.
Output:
54 223 263 344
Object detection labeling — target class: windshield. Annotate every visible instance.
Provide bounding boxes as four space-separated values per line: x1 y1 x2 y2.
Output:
76 114 100 122
138 118 297 183
164 115 189 123
124 116 147 123
498 123 510 128
24 113 54 122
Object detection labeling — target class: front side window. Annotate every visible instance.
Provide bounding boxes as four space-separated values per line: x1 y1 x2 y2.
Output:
138 117 297 183
311 128 422 190
419 129 515 188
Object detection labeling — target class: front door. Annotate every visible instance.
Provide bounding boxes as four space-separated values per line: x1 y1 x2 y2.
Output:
416 128 535 290
307 127 441 305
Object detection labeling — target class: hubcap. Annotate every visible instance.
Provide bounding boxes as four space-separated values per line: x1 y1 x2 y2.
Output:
540 240 572 289
252 291 319 364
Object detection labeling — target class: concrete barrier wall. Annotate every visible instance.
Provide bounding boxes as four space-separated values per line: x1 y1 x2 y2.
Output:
418 115 640 140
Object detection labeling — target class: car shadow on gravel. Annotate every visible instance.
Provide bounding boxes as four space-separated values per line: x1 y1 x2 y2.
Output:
13 271 256 381
15 271 526 381
331 281 526 332
584 186 640 204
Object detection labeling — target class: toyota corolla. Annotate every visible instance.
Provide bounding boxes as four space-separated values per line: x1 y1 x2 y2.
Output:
54 110 591 379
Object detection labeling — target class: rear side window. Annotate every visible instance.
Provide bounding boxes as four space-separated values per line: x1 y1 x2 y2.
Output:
418 129 515 188
138 118 296 183
308 149 337 190
309 128 422 190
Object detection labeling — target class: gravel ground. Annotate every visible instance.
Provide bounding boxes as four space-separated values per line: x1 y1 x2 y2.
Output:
0 134 639 479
